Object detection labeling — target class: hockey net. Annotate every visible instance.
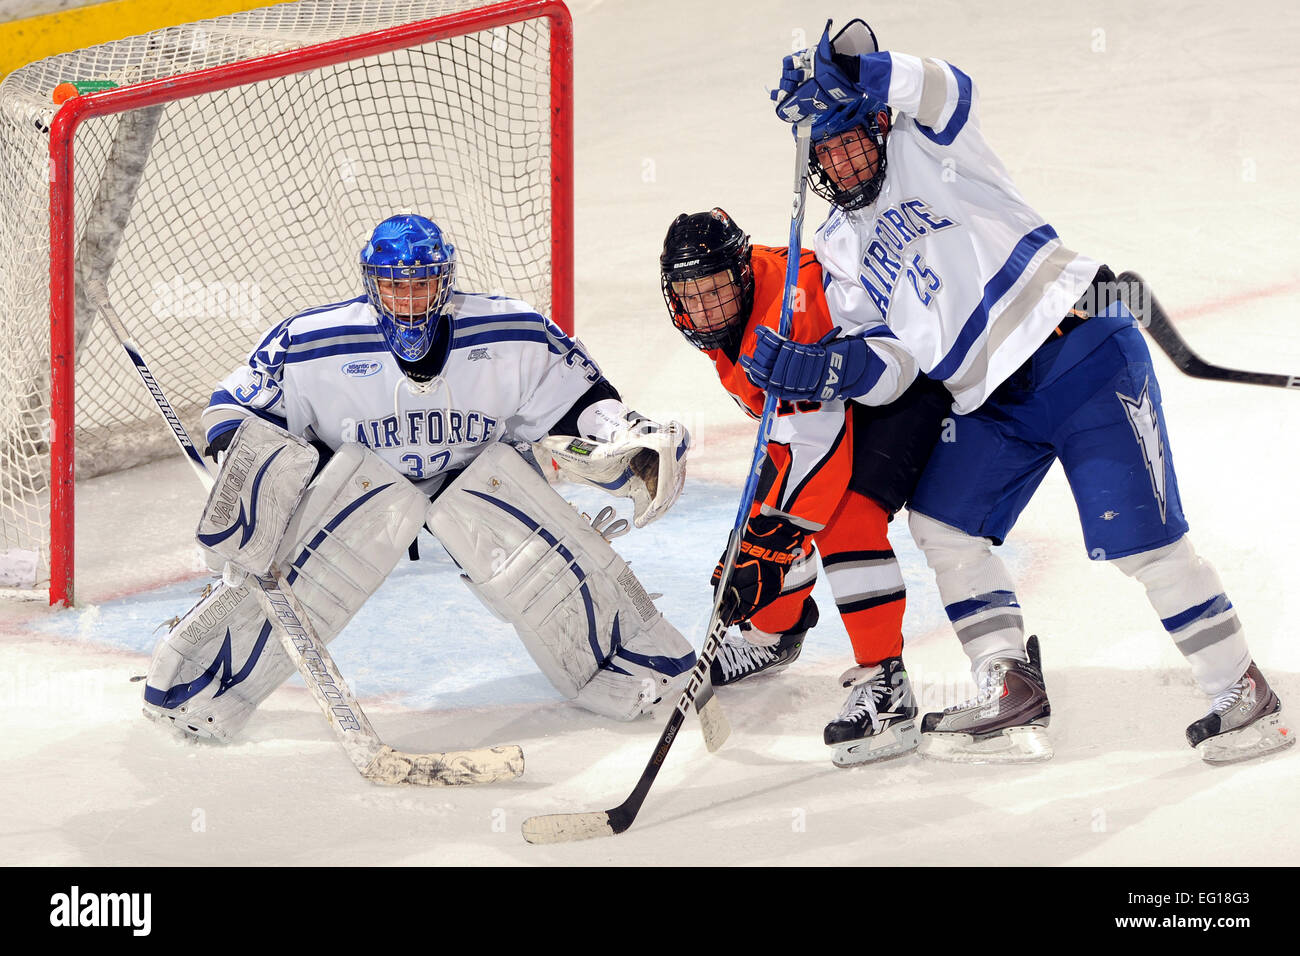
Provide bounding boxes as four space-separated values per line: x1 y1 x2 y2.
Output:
0 0 572 604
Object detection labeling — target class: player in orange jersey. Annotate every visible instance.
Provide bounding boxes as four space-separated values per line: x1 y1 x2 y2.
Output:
661 208 949 764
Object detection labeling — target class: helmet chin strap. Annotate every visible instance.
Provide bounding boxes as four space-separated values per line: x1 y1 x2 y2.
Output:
390 309 454 418
393 368 452 421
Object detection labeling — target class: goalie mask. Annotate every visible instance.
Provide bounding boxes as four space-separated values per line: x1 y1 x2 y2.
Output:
660 208 754 354
361 214 457 361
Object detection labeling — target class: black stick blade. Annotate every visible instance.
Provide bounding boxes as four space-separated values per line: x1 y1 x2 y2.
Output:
1117 271 1300 390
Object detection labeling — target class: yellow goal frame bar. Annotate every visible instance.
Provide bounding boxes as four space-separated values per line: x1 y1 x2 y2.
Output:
0 0 279 78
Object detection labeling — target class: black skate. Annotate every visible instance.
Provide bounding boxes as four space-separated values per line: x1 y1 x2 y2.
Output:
824 657 919 766
918 635 1053 764
1187 662 1294 765
710 598 816 687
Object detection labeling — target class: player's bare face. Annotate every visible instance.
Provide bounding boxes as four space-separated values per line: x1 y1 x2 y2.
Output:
814 126 880 192
672 270 743 334
375 277 435 320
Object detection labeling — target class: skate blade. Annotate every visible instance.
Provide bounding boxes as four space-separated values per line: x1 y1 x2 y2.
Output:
1196 711 1295 766
918 725 1053 764
831 721 919 768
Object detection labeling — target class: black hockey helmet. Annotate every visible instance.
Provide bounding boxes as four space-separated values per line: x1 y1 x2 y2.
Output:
660 208 754 353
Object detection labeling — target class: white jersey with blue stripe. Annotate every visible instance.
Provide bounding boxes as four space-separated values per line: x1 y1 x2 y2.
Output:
814 51 1101 414
202 291 605 495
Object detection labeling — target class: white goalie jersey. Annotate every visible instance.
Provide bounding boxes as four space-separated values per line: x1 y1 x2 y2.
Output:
203 291 608 496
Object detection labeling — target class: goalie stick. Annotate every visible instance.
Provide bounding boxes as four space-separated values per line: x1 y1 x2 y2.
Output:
1118 271 1300 391
520 115 817 845
86 279 523 787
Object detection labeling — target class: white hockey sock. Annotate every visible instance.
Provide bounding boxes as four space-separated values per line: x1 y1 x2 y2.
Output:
1111 536 1251 695
908 511 1026 673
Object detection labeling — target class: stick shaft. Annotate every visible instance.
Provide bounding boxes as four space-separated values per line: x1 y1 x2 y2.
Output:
522 120 817 843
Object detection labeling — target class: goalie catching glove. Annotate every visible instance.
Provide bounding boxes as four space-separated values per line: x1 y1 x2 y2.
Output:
713 513 809 626
534 407 690 528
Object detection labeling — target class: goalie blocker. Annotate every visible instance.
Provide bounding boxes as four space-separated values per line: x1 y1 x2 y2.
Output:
145 421 695 738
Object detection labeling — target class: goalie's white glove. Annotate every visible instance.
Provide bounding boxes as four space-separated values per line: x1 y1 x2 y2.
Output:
535 412 690 528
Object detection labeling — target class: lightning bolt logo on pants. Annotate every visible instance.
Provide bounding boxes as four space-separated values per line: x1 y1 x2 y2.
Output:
1117 379 1168 523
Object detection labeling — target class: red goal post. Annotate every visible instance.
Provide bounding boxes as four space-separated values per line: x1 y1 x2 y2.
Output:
2 0 573 606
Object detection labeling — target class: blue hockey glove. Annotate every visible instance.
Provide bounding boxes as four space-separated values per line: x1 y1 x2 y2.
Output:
773 76 833 123
740 326 885 402
771 48 837 124
810 20 862 106
771 50 811 103
773 20 890 124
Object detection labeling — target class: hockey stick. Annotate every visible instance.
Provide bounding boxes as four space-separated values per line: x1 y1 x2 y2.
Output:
520 118 816 844
1117 271 1300 390
86 279 523 786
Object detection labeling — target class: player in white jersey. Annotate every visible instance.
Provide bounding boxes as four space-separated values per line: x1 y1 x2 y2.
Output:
742 20 1291 765
142 214 696 741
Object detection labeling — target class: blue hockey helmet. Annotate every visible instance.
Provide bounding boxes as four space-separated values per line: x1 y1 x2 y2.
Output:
806 93 891 211
360 214 457 361
802 18 891 210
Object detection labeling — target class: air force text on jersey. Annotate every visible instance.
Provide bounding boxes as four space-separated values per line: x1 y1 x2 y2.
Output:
351 408 499 450
351 408 500 480
827 196 958 320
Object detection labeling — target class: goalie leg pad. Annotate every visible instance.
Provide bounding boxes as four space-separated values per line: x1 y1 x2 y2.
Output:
196 418 319 576
144 443 429 740
573 615 698 721
142 580 281 741
276 442 430 637
427 443 696 721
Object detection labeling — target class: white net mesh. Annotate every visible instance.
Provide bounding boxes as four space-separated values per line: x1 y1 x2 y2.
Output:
0 0 560 592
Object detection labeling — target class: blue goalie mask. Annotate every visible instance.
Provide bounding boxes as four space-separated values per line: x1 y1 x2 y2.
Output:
361 214 457 361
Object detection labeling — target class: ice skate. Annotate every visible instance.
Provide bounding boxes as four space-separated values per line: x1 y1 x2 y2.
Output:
918 635 1053 764
824 657 919 766
1187 662 1294 765
710 598 816 687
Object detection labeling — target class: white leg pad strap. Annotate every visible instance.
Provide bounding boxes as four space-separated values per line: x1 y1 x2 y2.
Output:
427 443 696 721
143 444 429 740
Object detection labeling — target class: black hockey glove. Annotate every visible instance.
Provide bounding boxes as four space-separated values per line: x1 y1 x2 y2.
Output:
203 427 236 464
712 513 807 626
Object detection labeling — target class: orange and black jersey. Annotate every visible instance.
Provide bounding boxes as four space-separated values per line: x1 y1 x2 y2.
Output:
705 245 854 530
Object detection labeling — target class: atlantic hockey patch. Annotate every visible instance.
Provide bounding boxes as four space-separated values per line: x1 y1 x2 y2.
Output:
1117 378 1168 523
341 359 383 377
